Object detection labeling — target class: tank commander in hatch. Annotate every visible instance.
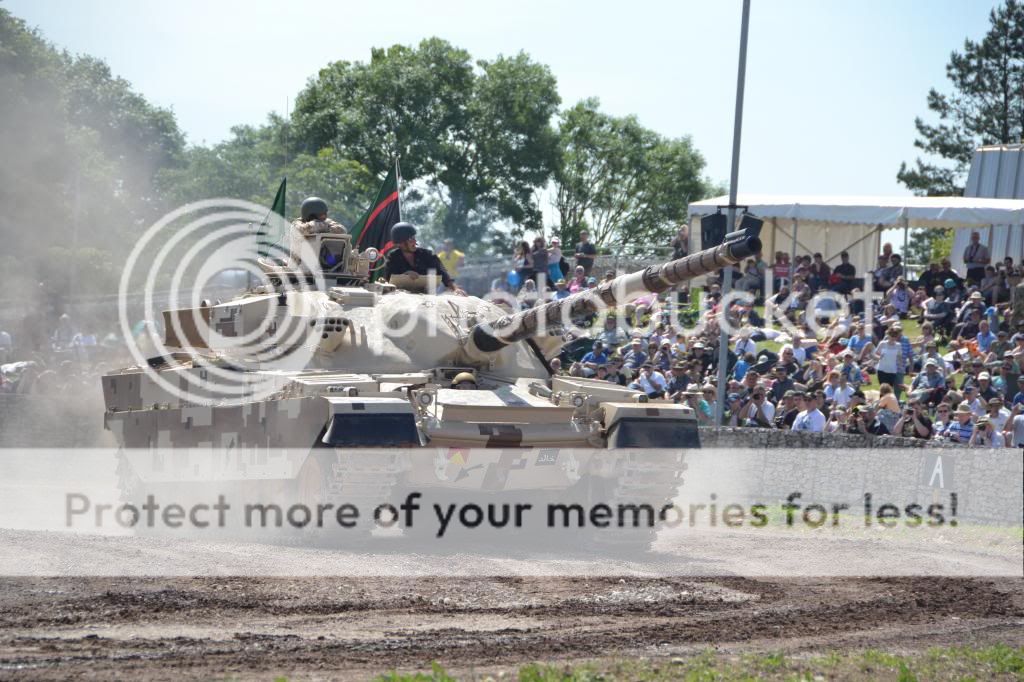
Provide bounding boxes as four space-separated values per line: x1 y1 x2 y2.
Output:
384 222 466 295
290 196 347 268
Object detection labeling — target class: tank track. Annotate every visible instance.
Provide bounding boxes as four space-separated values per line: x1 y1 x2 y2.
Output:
588 450 688 551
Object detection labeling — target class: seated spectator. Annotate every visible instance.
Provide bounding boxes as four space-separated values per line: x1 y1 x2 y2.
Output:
932 402 953 437
1006 407 1024 447
771 252 790 290
653 340 674 372
732 352 755 381
875 383 902 432
909 358 947 406
791 392 826 432
517 279 540 308
736 259 764 295
621 339 648 369
568 266 587 293
808 252 831 292
893 398 933 439
942 402 975 443
630 364 668 399
769 364 795 402
916 262 942 293
824 370 855 407
838 350 865 388
969 415 1004 447
845 322 875 364
831 251 857 295
740 387 776 428
985 396 1011 431
552 279 571 300
847 404 889 436
885 278 911 317
667 362 690 399
580 341 609 372
976 319 997 354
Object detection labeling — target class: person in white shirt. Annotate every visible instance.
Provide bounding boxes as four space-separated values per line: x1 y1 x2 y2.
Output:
791 393 826 433
969 416 1004 448
985 397 1011 432
823 370 855 407
733 330 757 358
1005 411 1024 447
741 388 776 427
961 385 986 417
630 364 668 398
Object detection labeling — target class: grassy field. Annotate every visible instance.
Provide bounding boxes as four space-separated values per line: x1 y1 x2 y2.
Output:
373 645 1024 681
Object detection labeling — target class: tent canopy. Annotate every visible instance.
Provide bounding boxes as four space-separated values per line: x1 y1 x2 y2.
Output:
687 194 1024 274
687 194 1024 227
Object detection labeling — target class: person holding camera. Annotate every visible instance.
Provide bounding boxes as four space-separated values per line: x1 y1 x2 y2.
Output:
741 388 775 428
969 416 1004 448
893 399 933 439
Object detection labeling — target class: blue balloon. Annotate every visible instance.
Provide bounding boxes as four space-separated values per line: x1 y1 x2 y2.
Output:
507 270 522 288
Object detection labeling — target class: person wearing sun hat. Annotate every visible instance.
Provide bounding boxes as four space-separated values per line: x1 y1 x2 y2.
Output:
942 402 975 443
968 415 1004 448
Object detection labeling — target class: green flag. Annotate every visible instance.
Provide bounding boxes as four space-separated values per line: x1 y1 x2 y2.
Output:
257 178 287 258
351 165 400 250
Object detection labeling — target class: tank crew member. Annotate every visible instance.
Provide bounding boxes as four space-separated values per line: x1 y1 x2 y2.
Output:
451 372 477 390
290 197 347 267
384 222 466 295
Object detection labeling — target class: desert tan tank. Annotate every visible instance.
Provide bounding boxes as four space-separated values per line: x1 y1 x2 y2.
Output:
102 223 761 547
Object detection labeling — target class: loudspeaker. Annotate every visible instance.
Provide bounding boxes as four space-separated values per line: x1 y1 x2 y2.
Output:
701 212 727 249
738 213 764 237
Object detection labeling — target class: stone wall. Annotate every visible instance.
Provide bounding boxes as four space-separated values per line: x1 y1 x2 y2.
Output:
696 427 1023 525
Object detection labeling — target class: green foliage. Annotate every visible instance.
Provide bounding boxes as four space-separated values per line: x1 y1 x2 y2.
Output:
905 227 953 265
899 0 1024 195
0 7 186 299
375 661 457 682
292 38 561 244
554 98 708 250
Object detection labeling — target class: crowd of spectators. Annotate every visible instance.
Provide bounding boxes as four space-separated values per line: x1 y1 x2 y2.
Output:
536 234 1024 449
0 312 125 395
501 230 603 295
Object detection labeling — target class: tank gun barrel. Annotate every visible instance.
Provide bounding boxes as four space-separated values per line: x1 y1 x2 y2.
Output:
469 223 762 355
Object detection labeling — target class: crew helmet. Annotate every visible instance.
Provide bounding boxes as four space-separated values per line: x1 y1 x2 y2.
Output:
300 197 328 221
391 222 418 243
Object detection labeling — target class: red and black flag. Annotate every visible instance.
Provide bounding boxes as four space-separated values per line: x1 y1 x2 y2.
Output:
351 164 400 261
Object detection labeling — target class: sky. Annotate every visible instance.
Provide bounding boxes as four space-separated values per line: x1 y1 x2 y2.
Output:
5 0 997 199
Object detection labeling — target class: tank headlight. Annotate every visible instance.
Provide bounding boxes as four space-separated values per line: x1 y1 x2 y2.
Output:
634 394 649 403
418 392 434 407
362 247 380 262
571 394 586 408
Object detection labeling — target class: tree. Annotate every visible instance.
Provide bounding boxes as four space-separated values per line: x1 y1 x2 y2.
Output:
0 8 187 298
553 98 707 250
898 0 1024 195
291 38 561 245
905 228 954 266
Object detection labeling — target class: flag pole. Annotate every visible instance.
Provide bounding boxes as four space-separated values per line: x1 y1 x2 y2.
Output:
395 156 402 221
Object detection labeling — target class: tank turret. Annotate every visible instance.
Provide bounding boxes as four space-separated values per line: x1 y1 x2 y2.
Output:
466 222 762 358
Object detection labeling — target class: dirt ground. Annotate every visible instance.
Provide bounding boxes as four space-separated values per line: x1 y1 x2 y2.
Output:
1 571 1022 680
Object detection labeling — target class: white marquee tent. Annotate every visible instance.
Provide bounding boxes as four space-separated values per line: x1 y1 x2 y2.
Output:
687 194 1024 276
957 145 1024 270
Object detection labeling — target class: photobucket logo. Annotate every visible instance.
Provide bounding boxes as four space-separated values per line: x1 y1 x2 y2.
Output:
118 199 324 406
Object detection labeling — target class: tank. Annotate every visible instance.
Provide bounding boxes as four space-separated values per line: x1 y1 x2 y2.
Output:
102 223 761 547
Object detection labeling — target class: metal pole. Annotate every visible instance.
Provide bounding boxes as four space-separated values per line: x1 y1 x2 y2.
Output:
715 0 751 425
789 218 798 281
902 216 909 276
